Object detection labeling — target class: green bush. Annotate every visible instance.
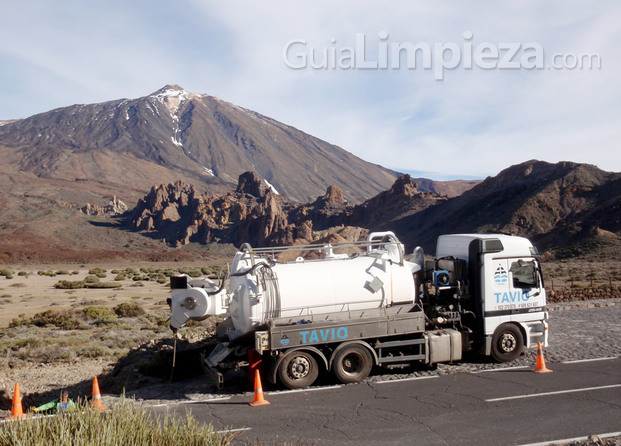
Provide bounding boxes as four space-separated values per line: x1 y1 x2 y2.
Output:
88 267 107 275
8 318 23 328
83 306 116 320
77 344 110 358
0 398 232 445
178 267 203 277
15 310 82 330
141 313 169 327
85 281 122 289
54 280 85 289
114 302 145 318
37 270 56 277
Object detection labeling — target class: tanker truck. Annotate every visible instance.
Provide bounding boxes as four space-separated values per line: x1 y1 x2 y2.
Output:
168 232 548 389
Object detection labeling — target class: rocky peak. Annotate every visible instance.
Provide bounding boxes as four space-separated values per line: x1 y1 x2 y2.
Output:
235 171 267 198
151 85 187 116
389 174 418 196
316 185 345 205
151 84 186 95
143 181 196 211
348 174 447 229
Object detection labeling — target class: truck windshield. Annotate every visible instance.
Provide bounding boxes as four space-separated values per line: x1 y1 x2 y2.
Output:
510 260 539 289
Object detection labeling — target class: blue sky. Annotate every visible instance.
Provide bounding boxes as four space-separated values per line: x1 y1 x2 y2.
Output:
0 1 618 179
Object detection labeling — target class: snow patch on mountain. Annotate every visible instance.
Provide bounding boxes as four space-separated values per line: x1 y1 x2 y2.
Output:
263 179 279 195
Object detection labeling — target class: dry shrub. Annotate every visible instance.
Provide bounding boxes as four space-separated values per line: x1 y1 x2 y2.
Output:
54 280 85 289
84 281 122 289
10 310 82 330
0 398 233 445
114 302 145 318
83 306 116 320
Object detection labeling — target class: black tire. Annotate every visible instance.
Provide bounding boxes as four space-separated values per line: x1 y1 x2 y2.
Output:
332 344 373 384
491 324 524 362
278 351 319 389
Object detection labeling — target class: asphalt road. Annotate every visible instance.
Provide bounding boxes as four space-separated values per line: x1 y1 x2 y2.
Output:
150 356 621 445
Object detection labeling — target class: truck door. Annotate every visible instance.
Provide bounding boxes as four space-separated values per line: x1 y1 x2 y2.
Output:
487 258 544 317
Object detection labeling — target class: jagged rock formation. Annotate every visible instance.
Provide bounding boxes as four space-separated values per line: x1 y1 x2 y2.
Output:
129 161 621 261
81 196 128 216
131 174 290 247
129 171 434 248
349 174 447 228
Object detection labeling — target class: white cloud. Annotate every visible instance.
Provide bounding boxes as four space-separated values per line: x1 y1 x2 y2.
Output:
0 0 619 178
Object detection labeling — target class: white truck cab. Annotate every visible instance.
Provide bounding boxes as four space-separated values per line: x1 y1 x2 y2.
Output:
436 234 548 361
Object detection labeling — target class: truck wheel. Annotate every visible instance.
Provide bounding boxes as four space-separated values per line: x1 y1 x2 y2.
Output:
278 351 319 389
491 324 524 362
332 344 373 384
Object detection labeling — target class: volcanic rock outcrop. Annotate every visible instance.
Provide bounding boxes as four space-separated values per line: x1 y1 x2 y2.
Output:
129 160 621 261
129 171 438 248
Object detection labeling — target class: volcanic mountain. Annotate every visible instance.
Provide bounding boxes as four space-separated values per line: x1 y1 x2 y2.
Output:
395 160 621 257
0 85 481 261
0 85 399 204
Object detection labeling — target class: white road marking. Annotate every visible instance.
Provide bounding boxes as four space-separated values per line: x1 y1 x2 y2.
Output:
198 396 232 403
216 427 252 434
486 384 621 402
517 431 621 446
266 385 343 395
470 366 531 374
562 356 617 364
151 396 231 407
375 375 439 384
152 386 343 407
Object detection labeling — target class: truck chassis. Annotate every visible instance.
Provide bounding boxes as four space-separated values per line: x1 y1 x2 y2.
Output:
255 303 462 389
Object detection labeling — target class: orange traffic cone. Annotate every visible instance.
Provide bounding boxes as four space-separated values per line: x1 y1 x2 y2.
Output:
91 376 105 411
532 342 552 373
248 369 270 407
8 383 26 419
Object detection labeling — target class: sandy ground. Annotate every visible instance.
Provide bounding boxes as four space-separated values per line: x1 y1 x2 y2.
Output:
0 261 213 327
0 260 221 416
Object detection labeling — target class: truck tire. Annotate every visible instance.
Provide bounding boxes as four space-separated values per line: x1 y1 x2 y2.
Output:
491 324 524 362
278 350 319 389
332 344 373 384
